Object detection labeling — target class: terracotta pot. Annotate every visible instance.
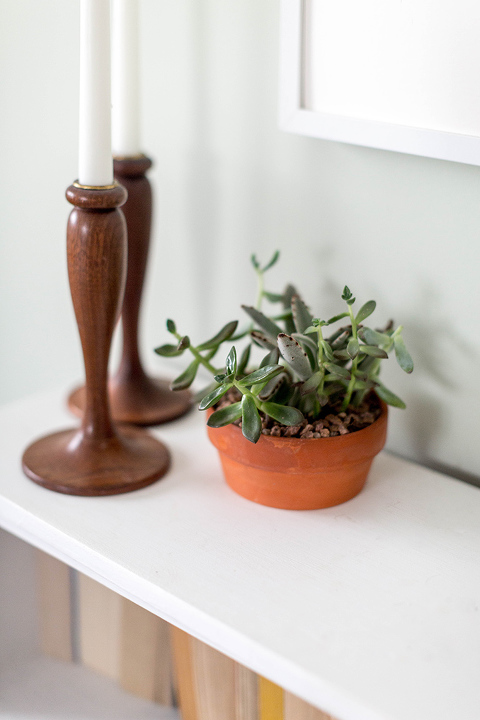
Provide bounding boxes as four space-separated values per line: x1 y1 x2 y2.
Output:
206 401 388 510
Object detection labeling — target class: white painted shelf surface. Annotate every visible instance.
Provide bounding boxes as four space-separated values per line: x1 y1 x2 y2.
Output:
0 387 479 720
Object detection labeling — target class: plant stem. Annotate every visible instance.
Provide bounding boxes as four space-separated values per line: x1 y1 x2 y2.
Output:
341 304 358 411
233 380 262 409
316 325 325 395
174 331 220 376
363 329 398 389
188 346 220 375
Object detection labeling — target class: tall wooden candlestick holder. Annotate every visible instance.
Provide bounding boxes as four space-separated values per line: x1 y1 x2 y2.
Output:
22 182 170 496
68 155 191 426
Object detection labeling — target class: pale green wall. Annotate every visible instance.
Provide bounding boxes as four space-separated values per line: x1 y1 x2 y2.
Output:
1 0 479 482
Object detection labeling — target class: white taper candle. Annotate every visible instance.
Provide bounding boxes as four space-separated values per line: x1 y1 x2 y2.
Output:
78 0 113 187
112 0 141 157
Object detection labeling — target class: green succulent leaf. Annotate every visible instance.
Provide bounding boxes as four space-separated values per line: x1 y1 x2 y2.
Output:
193 381 217 404
250 254 260 270
166 319 176 334
238 365 283 387
394 335 414 373
359 327 390 347
241 395 262 443
242 305 282 339
261 402 304 426
326 312 349 325
324 381 344 395
154 343 180 357
328 326 351 346
324 362 351 380
375 383 406 409
197 321 238 351
282 284 298 308
258 372 287 401
333 349 350 361
154 341 186 357
342 286 355 305
282 285 298 333
259 348 280 368
292 295 313 334
171 360 199 391
225 347 237 376
250 330 276 350
270 378 295 405
355 300 376 324
230 324 251 341
277 333 312 380
263 290 284 303
214 373 227 383
291 333 318 355
207 402 242 427
237 344 251 375
356 356 378 374
360 345 389 359
299 392 320 417
272 310 294 322
262 250 280 272
320 341 334 362
347 338 360 359
198 382 233 411
353 379 375 391
300 370 324 396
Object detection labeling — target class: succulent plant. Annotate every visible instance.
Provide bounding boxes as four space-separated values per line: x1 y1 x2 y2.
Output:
155 253 413 443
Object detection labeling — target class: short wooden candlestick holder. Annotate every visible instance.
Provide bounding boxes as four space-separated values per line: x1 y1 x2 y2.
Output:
22 182 170 496
68 155 191 426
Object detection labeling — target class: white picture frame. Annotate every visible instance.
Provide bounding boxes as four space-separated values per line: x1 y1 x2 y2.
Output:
279 0 480 166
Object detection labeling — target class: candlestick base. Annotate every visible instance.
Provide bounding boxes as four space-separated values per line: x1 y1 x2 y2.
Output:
68 375 191 426
22 425 170 496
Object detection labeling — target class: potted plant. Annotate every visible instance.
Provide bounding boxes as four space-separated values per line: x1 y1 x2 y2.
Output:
155 253 413 510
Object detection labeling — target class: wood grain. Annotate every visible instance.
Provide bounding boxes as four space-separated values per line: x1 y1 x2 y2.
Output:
68 157 191 427
23 183 170 495
191 636 236 720
78 573 122 680
119 597 174 705
170 627 198 720
36 550 72 661
235 663 259 720
284 692 335 720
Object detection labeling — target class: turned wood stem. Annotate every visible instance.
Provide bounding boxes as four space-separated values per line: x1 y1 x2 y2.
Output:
66 183 127 442
113 155 152 384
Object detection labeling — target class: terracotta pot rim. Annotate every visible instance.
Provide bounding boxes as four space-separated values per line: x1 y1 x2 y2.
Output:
206 398 387 445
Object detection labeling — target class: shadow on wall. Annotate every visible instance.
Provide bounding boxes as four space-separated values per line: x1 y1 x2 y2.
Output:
394 280 480 488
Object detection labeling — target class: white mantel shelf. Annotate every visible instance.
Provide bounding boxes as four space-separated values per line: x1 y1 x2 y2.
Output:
1 387 479 720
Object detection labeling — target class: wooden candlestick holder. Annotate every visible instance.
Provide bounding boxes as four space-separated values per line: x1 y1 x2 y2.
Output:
22 182 170 496
68 155 191 426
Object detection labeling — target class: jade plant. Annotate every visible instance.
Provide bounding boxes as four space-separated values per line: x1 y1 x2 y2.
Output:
155 253 413 443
